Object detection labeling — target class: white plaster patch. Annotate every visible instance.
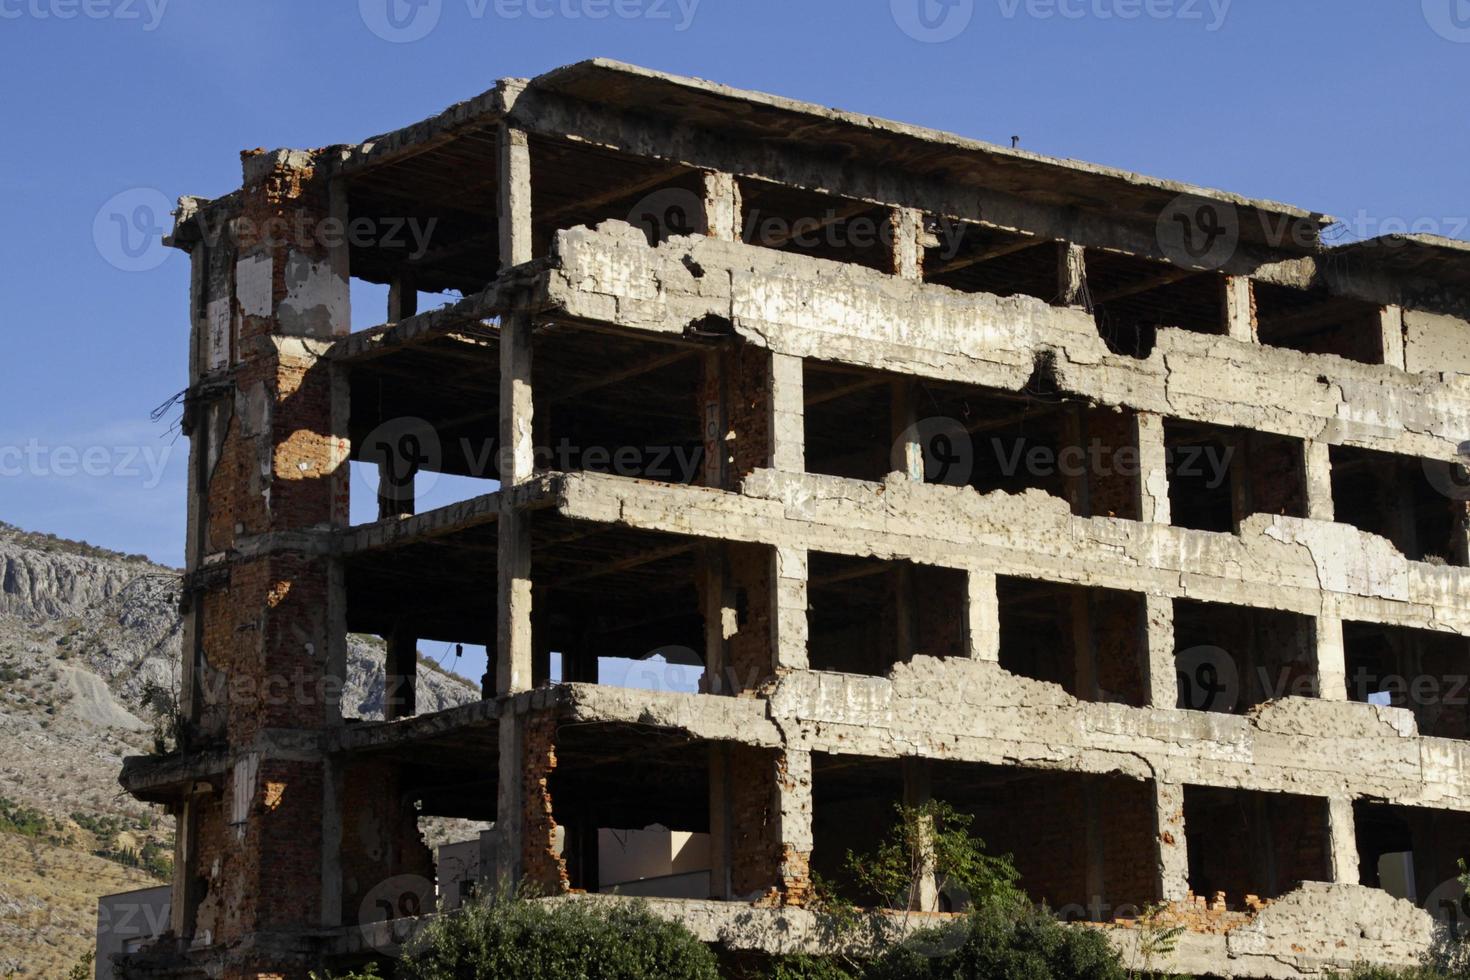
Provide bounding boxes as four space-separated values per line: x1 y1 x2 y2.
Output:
206 297 231 372
236 253 273 319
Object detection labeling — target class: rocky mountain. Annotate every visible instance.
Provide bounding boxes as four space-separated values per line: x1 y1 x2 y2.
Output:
0 521 481 976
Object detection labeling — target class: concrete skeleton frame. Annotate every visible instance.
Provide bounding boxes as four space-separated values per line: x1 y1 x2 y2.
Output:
118 60 1470 979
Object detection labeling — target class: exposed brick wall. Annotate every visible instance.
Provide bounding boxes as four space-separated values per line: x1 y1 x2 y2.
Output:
1086 406 1140 521
1093 589 1147 707
725 542 774 693
914 564 966 660
522 711 570 894
729 744 782 898
341 760 435 923
1099 777 1161 911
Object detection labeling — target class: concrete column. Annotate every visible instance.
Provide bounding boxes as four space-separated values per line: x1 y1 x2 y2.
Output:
966 569 1000 661
388 272 418 322
773 547 809 671
700 544 730 693
1071 591 1100 702
1136 412 1172 525
702 172 742 242
1328 798 1361 884
1153 781 1190 902
770 352 805 474
495 713 524 884
1058 242 1087 307
902 760 939 912
1304 440 1335 522
498 124 533 267
1223 276 1257 343
708 745 733 899
1144 594 1178 709
496 311 536 696
1315 603 1349 701
890 379 924 481
891 207 925 280
777 748 815 900
377 455 416 520
1380 305 1407 371
385 625 418 721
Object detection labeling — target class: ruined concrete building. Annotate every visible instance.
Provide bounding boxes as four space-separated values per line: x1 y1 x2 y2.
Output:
120 60 1470 978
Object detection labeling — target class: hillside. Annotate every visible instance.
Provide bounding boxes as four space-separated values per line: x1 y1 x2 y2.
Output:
0 522 481 976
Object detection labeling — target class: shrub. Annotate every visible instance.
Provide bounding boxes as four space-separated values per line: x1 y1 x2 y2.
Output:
399 893 720 980
866 901 1131 980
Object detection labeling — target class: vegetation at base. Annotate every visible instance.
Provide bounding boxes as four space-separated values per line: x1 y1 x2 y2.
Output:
64 950 94 980
0 796 54 838
398 890 721 980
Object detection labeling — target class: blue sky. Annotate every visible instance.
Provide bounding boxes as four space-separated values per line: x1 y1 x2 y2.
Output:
2 0 1467 571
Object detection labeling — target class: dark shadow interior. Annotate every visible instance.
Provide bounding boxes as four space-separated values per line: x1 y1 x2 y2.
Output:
1344 621 1470 739
738 177 893 272
1254 282 1387 364
1087 249 1226 359
1165 420 1307 533
1184 786 1331 906
1173 598 1318 712
997 576 1148 706
803 359 1140 519
1331 445 1467 565
1355 801 1470 923
807 553 966 676
922 221 1058 301
811 755 1159 919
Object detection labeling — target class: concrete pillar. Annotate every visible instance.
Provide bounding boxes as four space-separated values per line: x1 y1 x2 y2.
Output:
388 271 418 322
495 713 524 885
1223 276 1257 343
902 759 939 912
777 748 815 902
385 625 418 720
770 352 805 474
966 569 1000 661
708 745 733 899
1071 591 1100 702
496 313 535 695
890 379 924 481
498 124 533 267
377 455 416 520
700 544 734 694
1304 440 1335 522
1328 798 1361 884
1380 305 1407 371
1144 594 1178 709
891 207 925 280
1315 603 1349 701
1153 781 1190 902
1058 242 1087 307
702 172 742 243
773 547 809 671
1136 412 1172 525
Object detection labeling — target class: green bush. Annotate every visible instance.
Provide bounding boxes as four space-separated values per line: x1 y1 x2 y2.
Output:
866 901 1130 980
399 893 720 980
